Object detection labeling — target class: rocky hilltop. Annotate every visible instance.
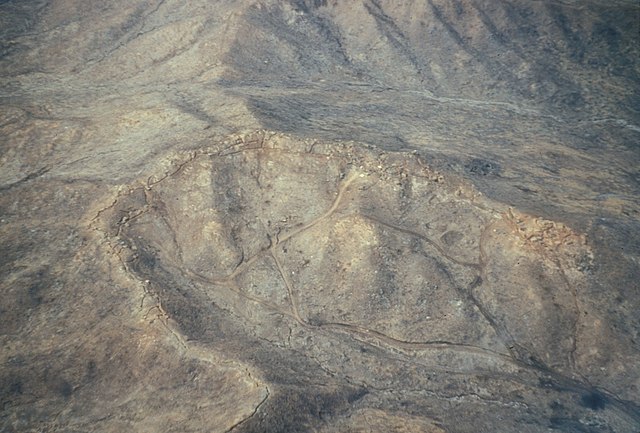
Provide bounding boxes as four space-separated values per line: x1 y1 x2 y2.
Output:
1 1 639 432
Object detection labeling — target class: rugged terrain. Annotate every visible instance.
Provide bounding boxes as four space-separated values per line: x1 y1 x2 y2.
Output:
1 1 639 432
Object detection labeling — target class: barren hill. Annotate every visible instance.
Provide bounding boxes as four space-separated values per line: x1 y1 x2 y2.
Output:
1 1 639 432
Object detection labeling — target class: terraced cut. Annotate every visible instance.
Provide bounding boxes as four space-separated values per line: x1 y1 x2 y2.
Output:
92 132 638 432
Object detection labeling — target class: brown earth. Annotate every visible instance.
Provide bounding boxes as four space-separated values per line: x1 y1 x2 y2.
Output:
1 1 639 432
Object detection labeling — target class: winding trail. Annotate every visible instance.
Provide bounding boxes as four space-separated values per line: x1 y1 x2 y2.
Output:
104 145 640 425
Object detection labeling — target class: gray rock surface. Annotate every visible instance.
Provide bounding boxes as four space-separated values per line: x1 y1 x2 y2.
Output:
1 1 639 432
